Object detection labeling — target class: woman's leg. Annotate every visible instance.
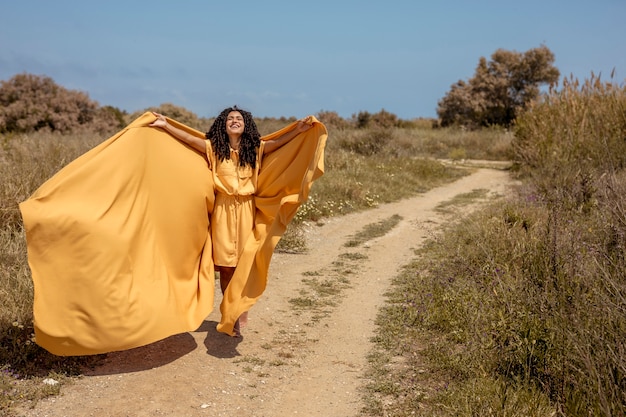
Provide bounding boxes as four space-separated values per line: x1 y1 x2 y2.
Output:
218 266 235 295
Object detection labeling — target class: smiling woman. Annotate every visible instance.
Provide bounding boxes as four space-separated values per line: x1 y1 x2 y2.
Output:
19 110 327 355
151 106 319 336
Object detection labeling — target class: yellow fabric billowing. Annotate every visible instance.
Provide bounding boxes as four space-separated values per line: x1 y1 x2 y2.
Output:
19 112 327 354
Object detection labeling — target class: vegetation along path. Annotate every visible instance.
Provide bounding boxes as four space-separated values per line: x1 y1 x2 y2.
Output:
17 164 514 417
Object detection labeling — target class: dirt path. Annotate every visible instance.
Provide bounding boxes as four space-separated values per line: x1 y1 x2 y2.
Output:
17 165 513 417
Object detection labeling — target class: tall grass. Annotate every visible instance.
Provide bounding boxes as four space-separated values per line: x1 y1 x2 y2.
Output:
363 75 626 416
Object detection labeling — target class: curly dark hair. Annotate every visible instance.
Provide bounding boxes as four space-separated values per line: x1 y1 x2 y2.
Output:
205 106 261 168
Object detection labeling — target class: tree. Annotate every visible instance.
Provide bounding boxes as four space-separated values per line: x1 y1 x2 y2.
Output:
0 73 121 134
437 45 560 128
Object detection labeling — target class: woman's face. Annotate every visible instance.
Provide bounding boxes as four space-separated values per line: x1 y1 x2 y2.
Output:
225 111 245 138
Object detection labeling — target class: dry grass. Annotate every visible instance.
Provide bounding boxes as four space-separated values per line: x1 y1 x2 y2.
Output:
361 76 626 416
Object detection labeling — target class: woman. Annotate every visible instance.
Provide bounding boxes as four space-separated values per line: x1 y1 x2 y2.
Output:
150 107 313 336
21 109 326 355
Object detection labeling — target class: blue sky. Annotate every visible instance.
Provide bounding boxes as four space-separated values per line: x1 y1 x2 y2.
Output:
2 1 624 119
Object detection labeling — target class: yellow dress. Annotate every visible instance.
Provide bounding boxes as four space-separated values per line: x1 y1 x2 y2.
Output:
207 141 265 267
19 112 327 355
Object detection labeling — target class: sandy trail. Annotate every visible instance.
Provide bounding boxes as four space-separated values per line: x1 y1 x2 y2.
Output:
17 166 513 417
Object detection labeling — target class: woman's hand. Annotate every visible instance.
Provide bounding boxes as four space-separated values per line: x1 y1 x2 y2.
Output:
149 112 167 128
295 116 314 133
262 116 316 154
148 112 206 153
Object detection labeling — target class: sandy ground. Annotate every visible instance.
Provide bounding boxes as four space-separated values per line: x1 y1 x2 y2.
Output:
15 165 513 417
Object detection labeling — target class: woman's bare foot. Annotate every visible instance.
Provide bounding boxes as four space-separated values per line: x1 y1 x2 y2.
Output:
230 312 247 337
238 311 248 328
232 319 241 338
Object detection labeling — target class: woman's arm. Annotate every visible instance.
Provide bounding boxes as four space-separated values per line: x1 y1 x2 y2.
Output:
149 112 206 154
263 116 315 154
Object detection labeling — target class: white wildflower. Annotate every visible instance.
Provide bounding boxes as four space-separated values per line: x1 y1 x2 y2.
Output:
43 378 59 386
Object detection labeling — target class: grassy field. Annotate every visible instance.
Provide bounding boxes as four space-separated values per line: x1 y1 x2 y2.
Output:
8 80 624 415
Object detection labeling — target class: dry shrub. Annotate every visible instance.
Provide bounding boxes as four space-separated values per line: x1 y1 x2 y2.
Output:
316 110 349 130
0 73 123 135
337 128 391 156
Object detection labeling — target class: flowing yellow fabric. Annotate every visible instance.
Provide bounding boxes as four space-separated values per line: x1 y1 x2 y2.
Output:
20 112 327 354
